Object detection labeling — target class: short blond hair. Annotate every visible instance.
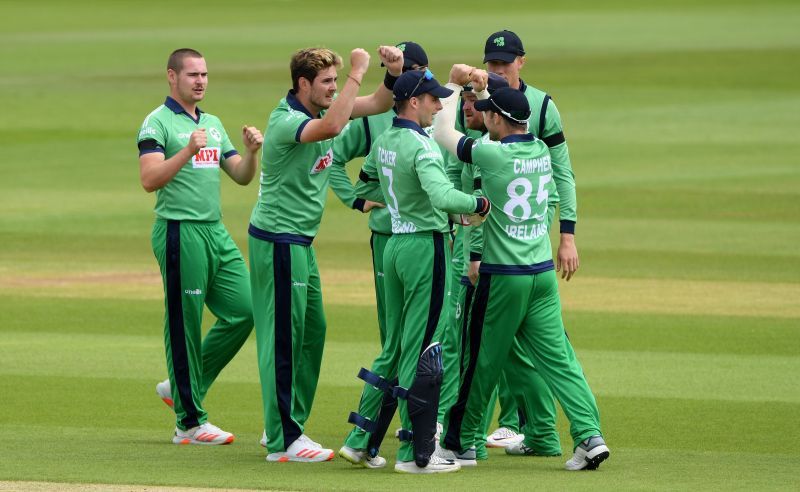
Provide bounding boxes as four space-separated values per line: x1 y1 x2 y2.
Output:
290 48 343 91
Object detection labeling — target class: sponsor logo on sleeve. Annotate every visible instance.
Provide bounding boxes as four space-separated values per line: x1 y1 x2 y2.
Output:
192 147 221 168
139 127 157 138
310 148 334 174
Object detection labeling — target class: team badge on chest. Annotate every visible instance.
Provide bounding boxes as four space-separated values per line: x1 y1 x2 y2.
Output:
310 148 333 175
192 147 221 168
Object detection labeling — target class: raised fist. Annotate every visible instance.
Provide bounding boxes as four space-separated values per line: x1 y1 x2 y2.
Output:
449 64 475 86
350 48 370 76
242 125 263 152
470 69 489 92
378 45 404 76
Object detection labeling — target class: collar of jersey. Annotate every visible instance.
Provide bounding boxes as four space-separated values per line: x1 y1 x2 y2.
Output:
500 133 534 144
165 96 203 123
286 90 317 119
392 117 428 137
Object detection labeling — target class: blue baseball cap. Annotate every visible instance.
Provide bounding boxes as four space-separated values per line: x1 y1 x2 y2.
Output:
381 41 429 70
483 30 525 63
474 87 530 124
393 69 454 101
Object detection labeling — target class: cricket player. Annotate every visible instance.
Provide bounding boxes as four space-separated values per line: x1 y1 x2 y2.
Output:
249 45 404 463
434 66 609 471
137 48 263 445
349 69 491 474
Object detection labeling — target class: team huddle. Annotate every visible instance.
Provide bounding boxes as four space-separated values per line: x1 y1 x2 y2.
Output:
137 30 609 474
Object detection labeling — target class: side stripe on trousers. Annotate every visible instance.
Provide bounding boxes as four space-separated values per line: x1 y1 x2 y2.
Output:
444 273 492 451
420 232 446 354
273 242 302 449
166 220 200 429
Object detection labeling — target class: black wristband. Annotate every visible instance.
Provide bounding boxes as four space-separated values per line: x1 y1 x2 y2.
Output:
475 197 491 216
560 220 576 234
384 72 399 90
469 252 482 262
352 198 366 212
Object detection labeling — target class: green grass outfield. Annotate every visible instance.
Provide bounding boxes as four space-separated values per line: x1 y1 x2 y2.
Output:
1 0 799 490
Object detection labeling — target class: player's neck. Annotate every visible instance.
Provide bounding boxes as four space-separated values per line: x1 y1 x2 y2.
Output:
508 76 521 90
170 91 198 116
396 110 422 128
497 128 525 141
295 91 322 118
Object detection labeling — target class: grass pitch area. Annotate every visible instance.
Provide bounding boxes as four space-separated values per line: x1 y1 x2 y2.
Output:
1 0 799 490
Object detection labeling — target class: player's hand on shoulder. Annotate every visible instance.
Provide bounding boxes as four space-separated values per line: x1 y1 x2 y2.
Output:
242 125 263 151
187 128 207 154
449 64 474 86
378 45 404 76
350 48 370 76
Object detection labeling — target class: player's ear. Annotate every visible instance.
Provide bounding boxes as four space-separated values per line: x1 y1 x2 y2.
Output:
167 69 177 86
516 56 526 70
298 76 312 92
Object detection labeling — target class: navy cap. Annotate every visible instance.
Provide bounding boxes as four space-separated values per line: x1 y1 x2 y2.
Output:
380 41 428 71
464 72 510 95
473 87 530 124
483 30 525 63
393 69 454 101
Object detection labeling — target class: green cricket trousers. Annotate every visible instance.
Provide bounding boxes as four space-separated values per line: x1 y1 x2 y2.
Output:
248 228 326 453
151 219 253 431
444 268 602 453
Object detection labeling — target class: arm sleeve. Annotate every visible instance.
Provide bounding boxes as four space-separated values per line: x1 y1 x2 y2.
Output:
467 166 484 259
354 153 385 203
443 146 463 191
273 110 312 146
416 151 477 214
542 98 577 229
329 119 368 209
219 124 238 160
137 114 167 155
433 83 467 157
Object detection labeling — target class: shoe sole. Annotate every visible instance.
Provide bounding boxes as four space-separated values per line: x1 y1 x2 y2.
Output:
394 464 461 474
160 396 174 408
266 451 334 463
486 438 523 448
172 435 234 445
566 446 610 471
455 458 477 467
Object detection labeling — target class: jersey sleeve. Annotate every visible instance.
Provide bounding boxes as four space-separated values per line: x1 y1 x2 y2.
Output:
272 109 312 146
354 152 385 204
219 123 239 161
137 112 167 155
541 98 577 231
416 149 477 214
330 118 369 209
466 166 484 260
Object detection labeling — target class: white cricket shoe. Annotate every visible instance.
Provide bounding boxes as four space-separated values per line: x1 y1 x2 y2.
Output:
172 422 234 445
260 430 267 447
266 434 334 463
565 435 610 471
156 379 173 408
338 445 387 469
394 455 461 474
486 427 523 448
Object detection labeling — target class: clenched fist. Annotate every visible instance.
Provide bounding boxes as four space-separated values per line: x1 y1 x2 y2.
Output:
378 45 404 76
242 125 263 152
449 64 475 86
350 48 370 76
187 128 207 154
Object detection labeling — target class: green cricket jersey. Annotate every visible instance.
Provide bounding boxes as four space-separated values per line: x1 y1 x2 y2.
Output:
455 132 556 273
137 96 238 221
355 118 479 235
330 110 395 234
519 80 577 233
249 91 340 242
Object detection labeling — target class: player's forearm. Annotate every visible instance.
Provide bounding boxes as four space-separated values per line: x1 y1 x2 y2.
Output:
329 160 358 208
351 83 394 119
550 142 578 224
225 150 259 185
318 73 365 138
433 83 464 156
139 147 193 192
